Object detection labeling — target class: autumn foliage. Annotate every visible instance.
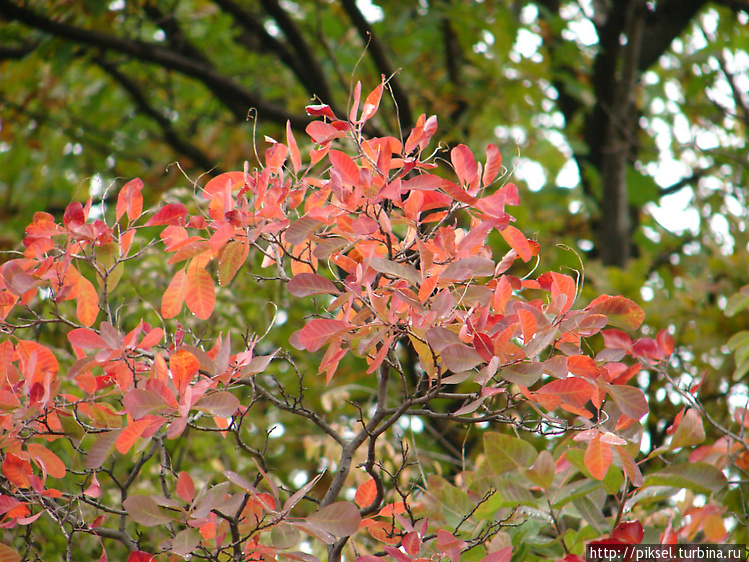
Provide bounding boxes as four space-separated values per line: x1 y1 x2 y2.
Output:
0 78 735 561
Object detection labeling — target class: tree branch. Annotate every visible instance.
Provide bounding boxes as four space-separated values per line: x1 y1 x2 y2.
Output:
259 0 336 105
339 0 413 130
95 57 222 174
0 0 312 128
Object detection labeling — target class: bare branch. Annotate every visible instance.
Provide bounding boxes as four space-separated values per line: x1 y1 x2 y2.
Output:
0 0 312 128
95 57 221 173
339 0 413 129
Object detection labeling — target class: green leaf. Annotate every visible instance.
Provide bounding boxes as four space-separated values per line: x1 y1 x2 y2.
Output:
524 450 555 490
725 292 749 317
572 496 608 535
484 432 537 474
642 462 727 494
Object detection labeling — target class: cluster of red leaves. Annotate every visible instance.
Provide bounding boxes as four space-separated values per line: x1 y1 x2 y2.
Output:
0 77 708 562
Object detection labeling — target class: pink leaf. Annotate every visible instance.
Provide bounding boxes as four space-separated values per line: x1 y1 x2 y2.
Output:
193 391 241 417
285 215 321 246
451 144 477 186
482 144 502 187
68 328 110 350
123 496 173 527
123 389 172 419
305 502 362 537
145 203 187 227
176 471 195 503
287 273 340 297
291 319 353 352
441 344 484 372
329 149 360 187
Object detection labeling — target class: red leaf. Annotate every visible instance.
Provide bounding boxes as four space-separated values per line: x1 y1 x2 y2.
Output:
440 256 495 281
116 418 154 454
176 471 195 504
305 104 337 119
265 142 288 172
657 329 675 356
3 453 32 488
537 378 592 408
306 121 344 144
586 295 645 331
27 443 66 478
355 478 377 508
287 121 302 174
403 531 422 556
145 203 188 227
585 434 612 480
126 552 156 562
602 329 632 350
203 171 246 199
612 520 644 544
162 268 187 319
361 79 384 122
116 178 144 222
451 144 478 186
482 144 502 186
122 389 172 420
500 225 532 262
185 260 215 320
329 149 360 187
139 327 164 349
567 355 601 379
401 174 444 192
291 319 352 352
287 273 340 297
68 328 110 350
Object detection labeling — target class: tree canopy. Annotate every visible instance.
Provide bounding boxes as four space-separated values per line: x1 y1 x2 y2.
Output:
1 1 749 561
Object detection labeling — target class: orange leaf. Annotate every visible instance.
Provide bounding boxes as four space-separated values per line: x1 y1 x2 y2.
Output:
162 268 187 319
26 443 66 478
585 435 612 480
500 225 532 262
265 142 288 172
116 418 155 454
76 275 99 327
329 149 360 187
287 121 302 174
451 144 477 186
586 295 645 331
218 240 249 287
567 355 601 379
518 309 537 342
482 143 502 186
3 453 32 488
185 260 215 319
355 478 377 508
0 543 22 562
170 348 199 395
116 178 144 222
537 378 592 409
